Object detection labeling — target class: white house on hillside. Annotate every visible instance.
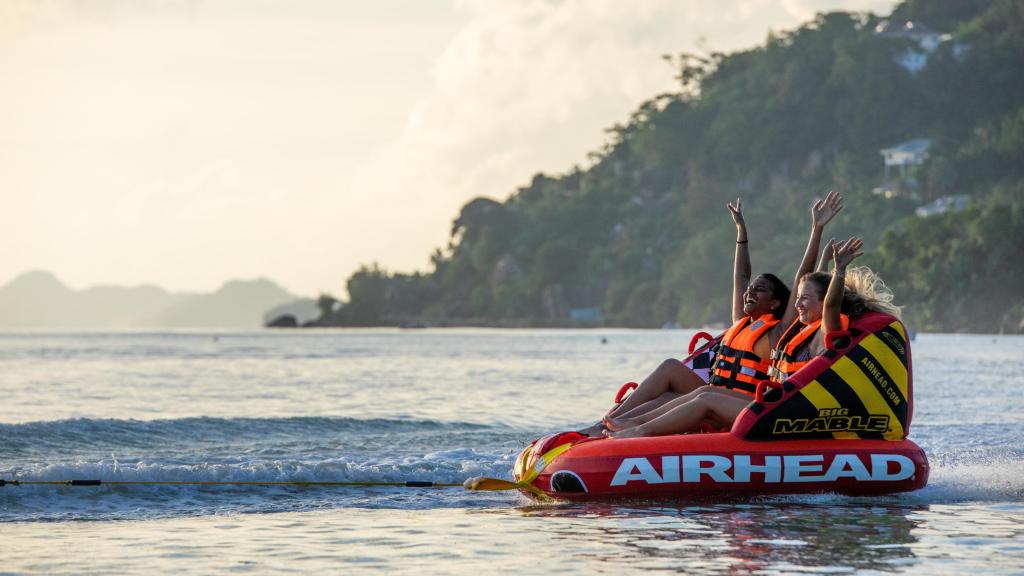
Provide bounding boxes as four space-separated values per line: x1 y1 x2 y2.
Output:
881 138 932 180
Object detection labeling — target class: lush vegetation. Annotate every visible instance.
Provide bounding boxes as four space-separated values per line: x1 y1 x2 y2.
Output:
317 0 1023 333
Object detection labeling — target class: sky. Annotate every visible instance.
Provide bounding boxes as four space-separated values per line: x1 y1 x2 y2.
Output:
1 0 897 297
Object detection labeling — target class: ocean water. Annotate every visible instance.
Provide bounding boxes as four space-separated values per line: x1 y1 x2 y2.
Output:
1 329 1022 574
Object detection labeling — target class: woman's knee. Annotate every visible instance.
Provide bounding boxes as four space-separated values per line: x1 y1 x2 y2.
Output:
654 359 686 377
693 391 720 406
656 358 683 371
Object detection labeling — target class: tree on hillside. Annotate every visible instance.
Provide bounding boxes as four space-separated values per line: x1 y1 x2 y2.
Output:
325 0 1022 332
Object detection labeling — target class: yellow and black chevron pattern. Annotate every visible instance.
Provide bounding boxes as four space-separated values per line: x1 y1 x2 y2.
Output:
744 320 910 441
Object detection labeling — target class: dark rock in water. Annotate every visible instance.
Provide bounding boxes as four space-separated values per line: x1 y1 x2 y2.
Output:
266 314 298 328
263 298 320 326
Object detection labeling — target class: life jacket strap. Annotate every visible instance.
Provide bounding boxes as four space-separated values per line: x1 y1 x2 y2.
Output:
716 344 762 363
725 379 758 394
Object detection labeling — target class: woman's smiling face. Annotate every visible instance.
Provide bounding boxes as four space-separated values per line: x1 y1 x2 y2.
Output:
795 280 824 324
743 276 780 317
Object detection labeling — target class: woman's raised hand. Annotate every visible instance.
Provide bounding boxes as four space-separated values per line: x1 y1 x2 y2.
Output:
811 190 844 228
726 198 745 228
817 237 837 271
832 237 864 269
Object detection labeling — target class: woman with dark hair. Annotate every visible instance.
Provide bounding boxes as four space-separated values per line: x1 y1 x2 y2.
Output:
603 236 903 439
584 191 843 437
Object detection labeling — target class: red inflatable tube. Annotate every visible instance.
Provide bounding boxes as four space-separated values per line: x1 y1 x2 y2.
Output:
513 313 927 500
513 432 929 500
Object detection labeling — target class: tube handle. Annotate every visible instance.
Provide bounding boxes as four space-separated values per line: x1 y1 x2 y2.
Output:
688 331 714 355
614 382 638 404
754 379 782 404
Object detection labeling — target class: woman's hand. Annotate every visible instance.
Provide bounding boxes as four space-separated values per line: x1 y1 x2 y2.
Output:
811 190 843 229
832 237 864 270
823 236 859 334
726 198 746 229
817 237 837 271
728 197 751 320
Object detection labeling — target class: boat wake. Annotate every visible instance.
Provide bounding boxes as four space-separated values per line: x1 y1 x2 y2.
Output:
2 418 1020 522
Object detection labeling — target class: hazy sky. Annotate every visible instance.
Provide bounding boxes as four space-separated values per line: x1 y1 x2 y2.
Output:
1 0 896 296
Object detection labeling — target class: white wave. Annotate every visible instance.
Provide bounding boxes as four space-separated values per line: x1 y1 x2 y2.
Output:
914 457 1024 503
4 450 515 487
756 455 1024 506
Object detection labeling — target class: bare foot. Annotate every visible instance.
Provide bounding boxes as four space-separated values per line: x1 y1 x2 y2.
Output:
577 422 608 437
604 424 649 439
602 414 638 431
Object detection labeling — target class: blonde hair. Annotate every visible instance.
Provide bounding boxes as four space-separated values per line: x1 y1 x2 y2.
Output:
843 266 901 319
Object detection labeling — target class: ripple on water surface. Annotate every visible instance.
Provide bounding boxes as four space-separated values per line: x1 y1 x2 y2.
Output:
0 330 1021 574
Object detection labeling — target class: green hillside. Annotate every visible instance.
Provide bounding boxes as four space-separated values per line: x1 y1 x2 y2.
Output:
320 0 1024 333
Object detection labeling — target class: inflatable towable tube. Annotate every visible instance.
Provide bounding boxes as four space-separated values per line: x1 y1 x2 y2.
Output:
514 312 928 499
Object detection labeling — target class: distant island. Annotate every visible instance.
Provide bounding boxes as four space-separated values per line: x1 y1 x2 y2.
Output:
0 270 309 329
288 0 1023 334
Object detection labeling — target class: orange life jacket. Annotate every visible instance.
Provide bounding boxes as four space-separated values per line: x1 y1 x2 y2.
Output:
769 315 849 383
708 313 779 396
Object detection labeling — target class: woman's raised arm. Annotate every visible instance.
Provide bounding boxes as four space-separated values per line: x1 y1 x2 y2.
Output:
824 237 864 333
817 237 836 272
778 191 844 328
727 198 750 322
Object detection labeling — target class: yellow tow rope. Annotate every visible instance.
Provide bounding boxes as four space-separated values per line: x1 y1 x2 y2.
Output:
463 441 574 499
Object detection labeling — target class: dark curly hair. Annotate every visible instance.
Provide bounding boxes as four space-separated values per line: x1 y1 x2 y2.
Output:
755 273 791 319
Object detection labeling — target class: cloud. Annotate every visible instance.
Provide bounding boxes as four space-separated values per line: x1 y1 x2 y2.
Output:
353 1 709 272
781 0 896 21
0 0 899 294
350 0 898 278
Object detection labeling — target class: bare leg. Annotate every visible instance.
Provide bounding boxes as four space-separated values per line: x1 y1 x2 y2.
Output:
579 391 681 437
607 392 678 421
606 386 754 430
605 386 710 430
579 360 710 436
577 421 609 437
606 359 707 418
607 392 751 438
611 385 752 424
